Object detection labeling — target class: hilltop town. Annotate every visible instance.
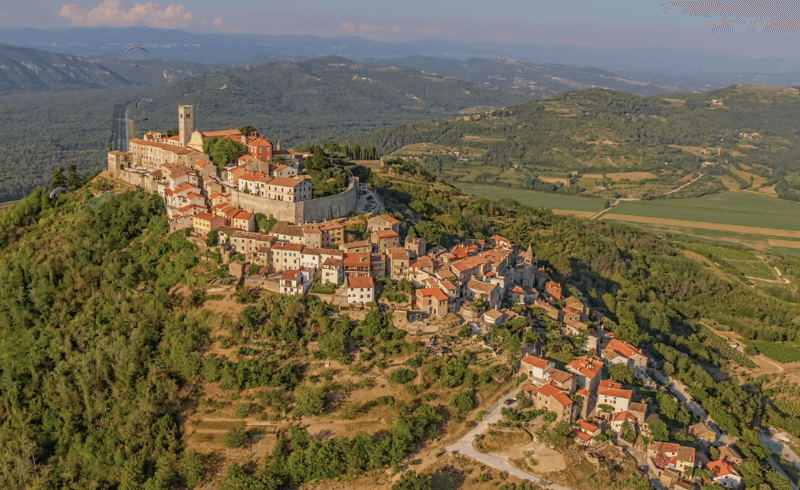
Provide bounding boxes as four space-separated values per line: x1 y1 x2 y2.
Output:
101 106 778 490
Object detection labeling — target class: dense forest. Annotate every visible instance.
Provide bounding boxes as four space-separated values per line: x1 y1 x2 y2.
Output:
0 56 535 199
349 85 800 200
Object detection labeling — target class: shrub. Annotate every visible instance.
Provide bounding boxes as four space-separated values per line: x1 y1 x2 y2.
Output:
222 424 248 448
390 368 416 384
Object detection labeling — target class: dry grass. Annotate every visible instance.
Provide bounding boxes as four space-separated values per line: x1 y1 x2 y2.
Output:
539 176 570 185
662 98 686 105
473 429 532 453
602 214 800 238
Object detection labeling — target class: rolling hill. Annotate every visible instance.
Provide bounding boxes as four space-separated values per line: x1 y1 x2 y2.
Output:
127 55 536 146
0 44 132 91
349 84 800 202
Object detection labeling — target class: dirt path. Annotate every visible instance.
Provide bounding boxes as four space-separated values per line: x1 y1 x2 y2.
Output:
663 173 703 195
589 200 619 220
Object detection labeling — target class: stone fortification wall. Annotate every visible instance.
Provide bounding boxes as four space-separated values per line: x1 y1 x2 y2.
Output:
302 179 359 223
231 178 358 224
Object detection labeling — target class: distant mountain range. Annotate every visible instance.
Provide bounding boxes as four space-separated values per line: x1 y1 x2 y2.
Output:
2 26 800 75
0 44 131 90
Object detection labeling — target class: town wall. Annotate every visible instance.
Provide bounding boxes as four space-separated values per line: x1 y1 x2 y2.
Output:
231 178 359 224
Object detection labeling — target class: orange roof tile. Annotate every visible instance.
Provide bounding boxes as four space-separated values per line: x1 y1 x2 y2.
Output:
347 276 375 289
537 384 573 406
521 355 550 369
417 287 448 302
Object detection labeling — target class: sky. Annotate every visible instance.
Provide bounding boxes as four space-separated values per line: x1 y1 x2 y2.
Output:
3 0 800 60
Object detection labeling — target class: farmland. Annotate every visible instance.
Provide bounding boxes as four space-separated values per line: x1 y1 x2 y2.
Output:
456 184 607 214
606 192 800 231
740 339 800 363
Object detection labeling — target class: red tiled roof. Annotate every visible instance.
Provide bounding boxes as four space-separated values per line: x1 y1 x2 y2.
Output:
605 339 647 359
707 460 738 478
322 258 342 266
417 287 448 302
376 230 399 239
248 137 272 147
347 276 375 289
578 420 599 432
193 212 214 221
521 355 550 369
281 270 299 280
611 411 637 422
234 211 253 220
272 242 304 252
269 176 306 188
598 384 632 400
574 430 593 442
201 129 242 137
537 384 573 407
379 214 400 224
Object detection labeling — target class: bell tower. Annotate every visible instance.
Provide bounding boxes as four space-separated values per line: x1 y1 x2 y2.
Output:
178 105 193 147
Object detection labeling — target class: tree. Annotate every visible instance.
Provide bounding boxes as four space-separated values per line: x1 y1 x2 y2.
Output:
390 369 416 384
50 167 66 191
608 364 635 385
392 471 432 490
450 389 475 413
205 229 219 247
543 411 557 423
615 319 642 346
203 137 247 168
662 361 675 376
238 125 257 136
255 213 277 234
516 390 532 409
294 385 325 417
67 164 82 190
649 419 669 442
274 155 284 164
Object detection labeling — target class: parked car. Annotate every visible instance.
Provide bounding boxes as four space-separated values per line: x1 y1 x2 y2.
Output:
638 466 648 474
504 399 515 406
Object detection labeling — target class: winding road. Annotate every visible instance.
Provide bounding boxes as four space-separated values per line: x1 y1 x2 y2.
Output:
444 386 572 490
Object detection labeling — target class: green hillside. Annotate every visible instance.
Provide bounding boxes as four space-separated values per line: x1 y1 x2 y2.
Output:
0 56 536 198
133 56 534 147
351 85 800 202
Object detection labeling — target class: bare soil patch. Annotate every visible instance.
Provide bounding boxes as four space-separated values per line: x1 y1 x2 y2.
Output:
551 209 597 218
474 428 531 453
602 214 800 239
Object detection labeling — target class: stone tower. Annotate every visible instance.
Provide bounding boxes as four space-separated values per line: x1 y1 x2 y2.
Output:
178 105 193 147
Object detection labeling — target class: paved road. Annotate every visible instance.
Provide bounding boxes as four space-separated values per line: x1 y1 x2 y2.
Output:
444 387 572 490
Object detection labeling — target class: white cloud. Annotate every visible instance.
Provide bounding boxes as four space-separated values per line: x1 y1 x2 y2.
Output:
59 0 203 29
341 21 384 33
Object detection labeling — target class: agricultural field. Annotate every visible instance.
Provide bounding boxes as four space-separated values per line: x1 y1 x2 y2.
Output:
696 323 756 368
456 184 607 215
606 192 800 230
740 339 800 363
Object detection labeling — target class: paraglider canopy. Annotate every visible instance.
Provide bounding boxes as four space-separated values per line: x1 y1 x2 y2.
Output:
135 98 153 108
49 187 74 199
125 46 148 54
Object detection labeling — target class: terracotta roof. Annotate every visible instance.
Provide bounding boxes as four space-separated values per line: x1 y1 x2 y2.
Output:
234 211 253 220
707 460 738 478
210 193 222 199
566 357 604 380
467 279 498 294
598 384 632 400
376 230 399 239
604 339 646 359
611 411 637 422
270 223 304 237
547 368 575 385
322 258 342 267
129 138 200 156
417 287 448 302
520 382 537 394
196 160 210 167
272 242 304 252
347 276 375 289
281 270 300 280
451 260 472 272
318 221 344 231
186 192 202 200
718 446 742 464
170 171 188 178
521 355 550 369
248 137 272 147
344 240 371 248
578 420 599 433
377 214 400 224
193 212 214 221
537 384 573 407
201 129 242 137
574 430 593 442
269 176 305 188
576 388 591 397
391 252 409 260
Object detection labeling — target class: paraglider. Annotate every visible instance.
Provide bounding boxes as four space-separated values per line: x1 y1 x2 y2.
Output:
49 187 74 199
125 46 148 54
135 98 153 108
